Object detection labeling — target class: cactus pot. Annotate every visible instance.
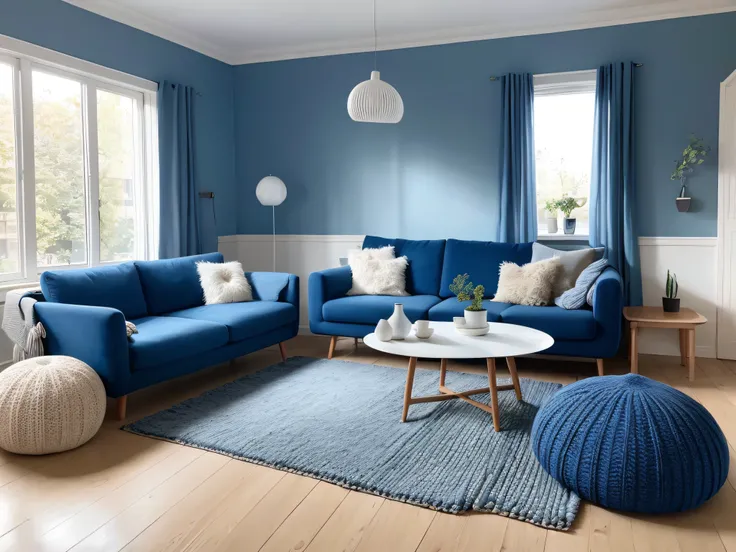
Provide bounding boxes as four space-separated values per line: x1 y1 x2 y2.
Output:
662 297 681 313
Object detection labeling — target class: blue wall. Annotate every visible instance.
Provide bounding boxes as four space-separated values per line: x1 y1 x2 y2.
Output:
0 0 236 251
235 13 736 238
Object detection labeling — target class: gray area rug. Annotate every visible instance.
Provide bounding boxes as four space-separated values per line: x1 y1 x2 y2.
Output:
123 356 579 529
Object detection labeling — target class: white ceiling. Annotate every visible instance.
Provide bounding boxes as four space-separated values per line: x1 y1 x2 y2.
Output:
64 0 736 65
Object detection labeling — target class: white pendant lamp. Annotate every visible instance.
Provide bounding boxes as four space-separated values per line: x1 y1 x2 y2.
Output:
256 176 287 271
347 0 403 123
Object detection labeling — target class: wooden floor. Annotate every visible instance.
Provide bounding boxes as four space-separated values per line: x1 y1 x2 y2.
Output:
0 335 735 552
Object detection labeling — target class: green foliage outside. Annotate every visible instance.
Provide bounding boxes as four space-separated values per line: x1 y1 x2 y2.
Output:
671 135 709 182
553 195 588 219
0 74 135 274
449 273 485 311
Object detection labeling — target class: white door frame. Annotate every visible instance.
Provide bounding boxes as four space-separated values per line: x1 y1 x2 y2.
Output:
716 68 736 359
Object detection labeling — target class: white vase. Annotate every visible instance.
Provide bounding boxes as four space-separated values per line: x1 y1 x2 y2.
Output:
375 319 393 342
388 304 411 340
546 214 558 234
464 309 488 329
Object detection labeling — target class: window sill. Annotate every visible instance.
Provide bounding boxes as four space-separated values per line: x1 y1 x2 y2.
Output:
537 233 589 242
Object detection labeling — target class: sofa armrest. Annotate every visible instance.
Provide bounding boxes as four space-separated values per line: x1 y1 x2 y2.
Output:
308 266 352 325
34 302 130 397
591 267 624 357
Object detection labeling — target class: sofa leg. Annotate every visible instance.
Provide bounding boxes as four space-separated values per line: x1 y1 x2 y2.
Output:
328 336 337 359
278 342 287 362
596 359 605 377
354 338 359 348
116 396 127 421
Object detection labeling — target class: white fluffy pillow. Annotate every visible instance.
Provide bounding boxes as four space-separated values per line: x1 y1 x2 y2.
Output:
196 261 253 305
347 249 409 297
492 258 562 306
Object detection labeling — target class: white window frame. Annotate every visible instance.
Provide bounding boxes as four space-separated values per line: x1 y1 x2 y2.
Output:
533 69 596 241
0 33 159 286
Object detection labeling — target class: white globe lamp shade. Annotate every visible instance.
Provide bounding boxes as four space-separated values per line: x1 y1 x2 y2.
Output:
256 176 287 206
348 71 404 124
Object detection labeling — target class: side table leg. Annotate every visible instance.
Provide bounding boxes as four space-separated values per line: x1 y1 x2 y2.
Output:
486 358 501 432
401 357 418 422
506 357 522 401
679 329 687 366
439 358 447 388
630 324 639 374
688 329 696 382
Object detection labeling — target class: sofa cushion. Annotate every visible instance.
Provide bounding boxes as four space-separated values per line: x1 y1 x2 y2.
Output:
362 236 446 296
439 239 533 298
500 305 596 340
135 252 223 315
41 262 148 320
428 298 513 322
128 315 229 371
167 302 298 343
322 295 442 325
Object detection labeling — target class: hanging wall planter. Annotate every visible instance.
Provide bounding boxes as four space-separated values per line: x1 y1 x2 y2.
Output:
676 179 691 212
671 135 709 214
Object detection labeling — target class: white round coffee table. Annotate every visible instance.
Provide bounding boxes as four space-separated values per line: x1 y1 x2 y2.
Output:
363 321 554 431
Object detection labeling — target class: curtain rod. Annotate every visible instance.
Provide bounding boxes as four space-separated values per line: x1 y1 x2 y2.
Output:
489 63 643 81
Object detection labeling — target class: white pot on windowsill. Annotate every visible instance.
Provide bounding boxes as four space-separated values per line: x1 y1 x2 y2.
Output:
545 212 558 234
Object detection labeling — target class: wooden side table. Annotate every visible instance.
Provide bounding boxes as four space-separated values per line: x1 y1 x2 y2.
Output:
623 306 707 381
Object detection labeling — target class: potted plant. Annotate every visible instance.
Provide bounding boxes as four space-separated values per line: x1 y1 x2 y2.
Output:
449 273 486 328
671 135 709 213
663 270 680 313
544 199 559 234
555 196 587 235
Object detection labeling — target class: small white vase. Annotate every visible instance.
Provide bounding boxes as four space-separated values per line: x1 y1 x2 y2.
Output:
464 309 488 329
388 304 412 340
546 214 558 234
375 319 393 342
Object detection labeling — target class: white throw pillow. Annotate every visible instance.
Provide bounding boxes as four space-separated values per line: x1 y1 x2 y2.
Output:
492 258 562 306
347 255 409 296
531 243 602 297
347 246 396 264
196 261 253 305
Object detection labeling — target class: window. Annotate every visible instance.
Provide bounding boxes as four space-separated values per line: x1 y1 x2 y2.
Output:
0 40 157 284
533 70 596 237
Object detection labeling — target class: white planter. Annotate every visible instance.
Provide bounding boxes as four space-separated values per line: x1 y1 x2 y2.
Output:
546 214 558 234
388 304 412 339
375 319 393 342
464 309 488 329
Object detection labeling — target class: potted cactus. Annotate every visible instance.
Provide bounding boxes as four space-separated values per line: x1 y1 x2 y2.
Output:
663 270 680 313
449 273 487 328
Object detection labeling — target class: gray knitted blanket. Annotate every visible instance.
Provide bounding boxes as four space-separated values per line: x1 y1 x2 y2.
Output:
2 288 45 362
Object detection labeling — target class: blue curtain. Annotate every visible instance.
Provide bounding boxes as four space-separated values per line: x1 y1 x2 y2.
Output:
497 73 537 243
158 81 199 258
589 62 642 306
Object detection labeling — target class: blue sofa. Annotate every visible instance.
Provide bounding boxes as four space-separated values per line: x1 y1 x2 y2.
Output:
309 236 623 372
35 252 299 419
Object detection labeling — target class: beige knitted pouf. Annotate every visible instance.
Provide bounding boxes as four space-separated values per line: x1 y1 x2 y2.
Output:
0 356 106 455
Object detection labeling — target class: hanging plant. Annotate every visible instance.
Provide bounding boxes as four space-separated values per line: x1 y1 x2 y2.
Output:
671 135 709 213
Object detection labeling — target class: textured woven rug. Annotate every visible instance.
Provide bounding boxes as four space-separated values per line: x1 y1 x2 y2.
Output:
123 356 579 529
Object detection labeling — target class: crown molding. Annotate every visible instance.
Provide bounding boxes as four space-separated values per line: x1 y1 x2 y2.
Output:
63 0 239 64
63 0 736 66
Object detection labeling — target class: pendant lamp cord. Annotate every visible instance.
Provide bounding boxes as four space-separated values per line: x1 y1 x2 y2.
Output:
373 0 377 71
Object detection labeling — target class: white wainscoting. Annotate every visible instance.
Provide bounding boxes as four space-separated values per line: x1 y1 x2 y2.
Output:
221 234 719 358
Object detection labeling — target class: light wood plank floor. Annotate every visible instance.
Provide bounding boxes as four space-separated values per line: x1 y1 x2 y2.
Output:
0 335 734 551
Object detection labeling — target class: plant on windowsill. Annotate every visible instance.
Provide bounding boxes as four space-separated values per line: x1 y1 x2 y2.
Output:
671 135 710 213
449 274 487 328
555 195 587 235
663 270 680 313
544 199 559 234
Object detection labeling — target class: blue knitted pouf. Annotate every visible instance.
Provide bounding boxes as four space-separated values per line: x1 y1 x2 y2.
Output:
531 374 729 514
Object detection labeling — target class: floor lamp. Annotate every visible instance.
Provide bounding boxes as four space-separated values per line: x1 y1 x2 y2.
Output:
256 176 287 271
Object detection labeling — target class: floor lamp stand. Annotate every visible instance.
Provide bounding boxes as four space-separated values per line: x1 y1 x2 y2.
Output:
271 205 276 272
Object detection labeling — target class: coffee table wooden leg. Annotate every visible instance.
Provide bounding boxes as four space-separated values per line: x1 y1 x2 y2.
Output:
402 357 418 422
439 358 447 388
679 329 687 366
688 329 696 382
630 324 639 374
486 358 501 432
505 357 522 401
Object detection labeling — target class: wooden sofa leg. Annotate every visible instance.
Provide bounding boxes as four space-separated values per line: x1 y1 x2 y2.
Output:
116 396 127 421
328 336 337 359
278 342 287 362
596 359 605 377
